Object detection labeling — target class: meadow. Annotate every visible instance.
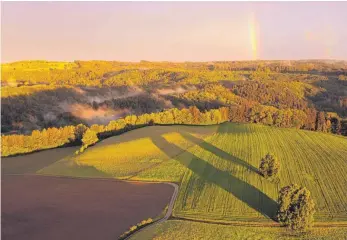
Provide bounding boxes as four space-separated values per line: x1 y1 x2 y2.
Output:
128 220 347 240
40 122 347 224
173 123 347 223
40 125 218 181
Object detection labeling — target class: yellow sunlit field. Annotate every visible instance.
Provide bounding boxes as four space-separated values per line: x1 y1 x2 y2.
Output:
40 125 218 181
40 123 347 224
3 2 347 239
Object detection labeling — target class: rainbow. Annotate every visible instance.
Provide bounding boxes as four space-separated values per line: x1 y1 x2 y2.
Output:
248 12 258 60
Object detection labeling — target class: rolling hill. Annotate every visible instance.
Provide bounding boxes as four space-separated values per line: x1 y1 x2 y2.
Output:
39 122 347 224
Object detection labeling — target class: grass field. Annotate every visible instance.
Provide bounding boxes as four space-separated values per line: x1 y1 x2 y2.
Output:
40 125 218 181
128 220 347 240
39 123 347 223
174 123 347 222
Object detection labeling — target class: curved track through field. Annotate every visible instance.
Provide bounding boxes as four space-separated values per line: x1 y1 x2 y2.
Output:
124 182 179 240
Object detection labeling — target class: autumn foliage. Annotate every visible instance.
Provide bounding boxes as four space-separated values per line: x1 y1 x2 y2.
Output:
1 126 76 156
1 106 229 157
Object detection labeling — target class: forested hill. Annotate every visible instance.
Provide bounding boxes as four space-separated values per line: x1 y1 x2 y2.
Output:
1 60 347 136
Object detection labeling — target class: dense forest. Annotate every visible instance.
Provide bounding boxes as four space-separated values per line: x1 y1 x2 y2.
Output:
1 60 347 155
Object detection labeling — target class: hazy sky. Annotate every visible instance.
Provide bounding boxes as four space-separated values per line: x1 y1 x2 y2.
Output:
2 2 347 62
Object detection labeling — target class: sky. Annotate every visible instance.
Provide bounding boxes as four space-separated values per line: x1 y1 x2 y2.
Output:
1 1 347 63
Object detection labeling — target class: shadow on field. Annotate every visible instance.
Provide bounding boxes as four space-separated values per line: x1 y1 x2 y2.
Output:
1 147 79 175
38 159 115 178
180 132 259 174
151 134 278 220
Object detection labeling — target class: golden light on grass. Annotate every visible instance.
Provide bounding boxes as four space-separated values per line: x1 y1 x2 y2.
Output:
40 123 347 224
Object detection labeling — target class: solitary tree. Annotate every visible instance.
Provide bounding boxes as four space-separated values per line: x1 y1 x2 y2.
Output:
259 153 280 179
277 184 315 231
82 129 98 148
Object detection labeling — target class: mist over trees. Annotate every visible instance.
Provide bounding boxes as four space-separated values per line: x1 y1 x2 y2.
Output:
1 60 347 156
1 106 230 157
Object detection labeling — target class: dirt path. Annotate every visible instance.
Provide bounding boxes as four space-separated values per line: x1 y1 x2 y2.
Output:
124 182 179 240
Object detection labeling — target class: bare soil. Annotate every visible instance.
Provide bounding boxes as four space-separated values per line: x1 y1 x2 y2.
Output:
1 175 173 240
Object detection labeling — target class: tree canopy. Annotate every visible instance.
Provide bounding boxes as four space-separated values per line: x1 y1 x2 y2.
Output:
277 184 315 231
259 154 280 179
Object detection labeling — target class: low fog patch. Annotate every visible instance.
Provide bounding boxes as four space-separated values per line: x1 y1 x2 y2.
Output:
81 86 144 104
65 103 129 125
156 86 189 95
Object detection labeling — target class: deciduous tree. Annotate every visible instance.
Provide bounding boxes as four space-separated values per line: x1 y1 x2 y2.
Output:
82 129 98 148
259 153 280 179
277 184 315 231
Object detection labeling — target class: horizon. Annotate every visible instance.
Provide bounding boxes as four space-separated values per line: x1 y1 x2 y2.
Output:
2 2 347 62
3 58 347 64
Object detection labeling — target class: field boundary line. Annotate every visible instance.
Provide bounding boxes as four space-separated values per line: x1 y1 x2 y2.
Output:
123 182 179 240
3 173 178 185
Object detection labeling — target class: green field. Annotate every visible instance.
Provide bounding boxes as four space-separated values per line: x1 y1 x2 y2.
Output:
174 124 347 223
39 123 347 223
128 220 347 240
40 125 218 181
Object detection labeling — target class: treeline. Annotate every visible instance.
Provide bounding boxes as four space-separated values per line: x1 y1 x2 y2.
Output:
1 106 229 157
3 60 346 90
1 85 65 98
82 101 345 137
2 80 346 136
229 104 342 134
2 103 343 157
2 66 242 90
1 126 76 157
212 60 347 73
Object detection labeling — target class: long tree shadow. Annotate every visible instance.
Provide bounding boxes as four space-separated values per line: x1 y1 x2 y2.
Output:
151 134 278 220
180 132 259 174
